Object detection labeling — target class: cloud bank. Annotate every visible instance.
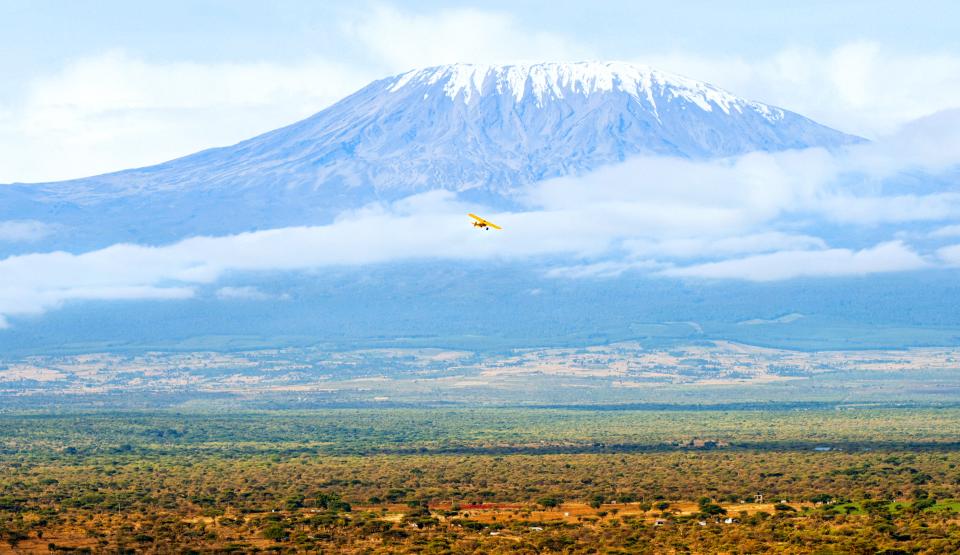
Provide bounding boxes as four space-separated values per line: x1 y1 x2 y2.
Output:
2 108 960 325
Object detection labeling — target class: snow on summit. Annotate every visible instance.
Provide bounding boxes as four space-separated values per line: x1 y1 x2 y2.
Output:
388 62 783 121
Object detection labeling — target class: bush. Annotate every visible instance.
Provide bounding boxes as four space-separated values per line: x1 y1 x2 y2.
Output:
538 496 563 508
699 503 727 516
262 523 288 542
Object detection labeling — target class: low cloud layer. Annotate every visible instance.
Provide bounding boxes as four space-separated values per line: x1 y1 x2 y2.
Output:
1 108 959 326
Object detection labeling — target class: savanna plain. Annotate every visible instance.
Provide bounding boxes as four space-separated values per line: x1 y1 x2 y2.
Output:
2 407 959 554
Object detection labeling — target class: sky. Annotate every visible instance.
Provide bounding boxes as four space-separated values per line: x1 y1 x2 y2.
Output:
3 0 960 183
2 1 960 326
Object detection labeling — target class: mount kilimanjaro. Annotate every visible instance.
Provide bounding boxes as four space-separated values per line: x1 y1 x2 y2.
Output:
2 61 859 253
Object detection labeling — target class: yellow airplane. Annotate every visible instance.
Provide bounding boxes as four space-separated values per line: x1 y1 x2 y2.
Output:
468 213 502 231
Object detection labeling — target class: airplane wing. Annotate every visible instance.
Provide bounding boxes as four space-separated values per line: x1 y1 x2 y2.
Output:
468 213 502 229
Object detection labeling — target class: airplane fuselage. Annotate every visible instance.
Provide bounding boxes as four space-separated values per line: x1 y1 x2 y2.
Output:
468 213 501 230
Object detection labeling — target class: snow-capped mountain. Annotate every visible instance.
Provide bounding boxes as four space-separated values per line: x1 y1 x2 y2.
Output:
2 62 859 251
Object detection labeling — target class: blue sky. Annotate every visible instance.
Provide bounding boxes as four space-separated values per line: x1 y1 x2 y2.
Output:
3 1 960 182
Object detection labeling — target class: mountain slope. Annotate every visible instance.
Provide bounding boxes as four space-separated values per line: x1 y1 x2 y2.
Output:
2 62 860 251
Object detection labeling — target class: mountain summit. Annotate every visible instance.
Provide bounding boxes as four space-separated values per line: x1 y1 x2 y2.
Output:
4 62 859 250
389 61 779 113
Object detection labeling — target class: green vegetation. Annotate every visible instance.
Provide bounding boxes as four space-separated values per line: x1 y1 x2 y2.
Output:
1 409 959 552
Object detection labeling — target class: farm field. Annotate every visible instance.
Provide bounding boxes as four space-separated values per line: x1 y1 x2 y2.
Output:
1 409 959 553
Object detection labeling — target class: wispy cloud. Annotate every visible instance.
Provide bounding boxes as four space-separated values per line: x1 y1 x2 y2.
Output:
215 286 289 301
0 220 55 242
938 244 960 266
545 260 666 279
931 224 960 238
814 193 960 225
623 233 827 260
0 284 193 324
661 241 929 281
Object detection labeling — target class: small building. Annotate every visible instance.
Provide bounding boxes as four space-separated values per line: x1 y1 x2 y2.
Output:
754 493 764 503
654 519 666 526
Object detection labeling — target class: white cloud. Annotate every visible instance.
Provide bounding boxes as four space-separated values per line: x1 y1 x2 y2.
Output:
0 284 194 321
662 242 929 282
526 117 960 230
524 148 839 233
0 167 945 326
939 244 960 266
644 42 960 137
843 109 960 175
623 232 827 260
0 220 55 242
931 224 960 238
545 259 666 279
3 181 820 323
0 191 534 322
215 286 287 301
0 52 373 183
342 5 591 70
815 193 960 225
